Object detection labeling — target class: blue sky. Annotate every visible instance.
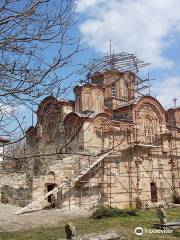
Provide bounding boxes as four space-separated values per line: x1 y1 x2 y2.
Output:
13 0 180 135
74 0 180 108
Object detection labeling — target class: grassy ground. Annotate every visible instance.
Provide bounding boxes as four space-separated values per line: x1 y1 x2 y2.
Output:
0 208 180 240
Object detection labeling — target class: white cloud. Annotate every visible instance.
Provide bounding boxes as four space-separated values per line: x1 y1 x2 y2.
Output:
78 0 180 68
0 104 26 116
151 76 180 108
0 104 14 115
77 0 105 12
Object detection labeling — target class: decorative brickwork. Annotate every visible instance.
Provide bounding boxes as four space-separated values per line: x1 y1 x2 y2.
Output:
0 69 179 211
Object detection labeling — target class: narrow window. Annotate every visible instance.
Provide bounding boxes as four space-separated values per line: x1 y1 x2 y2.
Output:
150 182 158 202
96 95 100 112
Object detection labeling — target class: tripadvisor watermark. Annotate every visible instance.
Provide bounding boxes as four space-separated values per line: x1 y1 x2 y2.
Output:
135 226 173 236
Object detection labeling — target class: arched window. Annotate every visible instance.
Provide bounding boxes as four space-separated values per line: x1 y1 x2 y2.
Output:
47 171 55 183
144 117 154 143
96 95 100 112
84 91 91 111
76 95 80 112
112 83 116 97
39 124 43 135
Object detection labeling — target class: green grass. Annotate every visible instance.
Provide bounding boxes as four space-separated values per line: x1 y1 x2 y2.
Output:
0 208 180 240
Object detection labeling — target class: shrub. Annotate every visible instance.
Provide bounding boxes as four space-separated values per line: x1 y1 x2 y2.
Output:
174 194 180 204
92 206 138 219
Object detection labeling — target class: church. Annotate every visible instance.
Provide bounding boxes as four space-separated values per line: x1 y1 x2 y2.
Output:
0 53 180 213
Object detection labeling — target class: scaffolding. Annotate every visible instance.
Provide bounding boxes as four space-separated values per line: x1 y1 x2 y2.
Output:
9 52 180 214
78 52 151 100
74 52 180 209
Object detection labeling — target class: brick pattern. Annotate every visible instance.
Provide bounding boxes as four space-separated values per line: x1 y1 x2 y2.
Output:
0 71 179 210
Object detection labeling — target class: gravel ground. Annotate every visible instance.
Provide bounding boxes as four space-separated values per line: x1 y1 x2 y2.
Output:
0 204 92 232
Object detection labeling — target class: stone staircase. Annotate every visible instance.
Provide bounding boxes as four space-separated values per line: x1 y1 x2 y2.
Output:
15 151 111 215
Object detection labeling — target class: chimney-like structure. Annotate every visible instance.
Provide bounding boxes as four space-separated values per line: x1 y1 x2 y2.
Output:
91 71 135 109
73 84 104 113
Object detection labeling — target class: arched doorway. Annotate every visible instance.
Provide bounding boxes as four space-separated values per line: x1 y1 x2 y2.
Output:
46 171 57 207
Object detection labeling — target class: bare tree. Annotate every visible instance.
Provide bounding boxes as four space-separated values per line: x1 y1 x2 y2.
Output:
0 0 79 138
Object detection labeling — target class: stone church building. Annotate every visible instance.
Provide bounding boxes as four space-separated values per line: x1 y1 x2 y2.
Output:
0 62 180 213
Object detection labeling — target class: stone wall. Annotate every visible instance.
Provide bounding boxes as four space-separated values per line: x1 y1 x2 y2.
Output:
0 79 179 211
0 171 32 207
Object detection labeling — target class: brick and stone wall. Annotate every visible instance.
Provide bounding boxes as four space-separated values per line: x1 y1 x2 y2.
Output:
0 70 179 210
0 171 32 207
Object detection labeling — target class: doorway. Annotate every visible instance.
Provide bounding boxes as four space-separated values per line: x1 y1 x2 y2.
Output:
47 184 56 203
150 182 158 202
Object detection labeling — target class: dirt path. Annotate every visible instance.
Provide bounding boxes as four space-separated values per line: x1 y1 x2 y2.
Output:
0 204 91 232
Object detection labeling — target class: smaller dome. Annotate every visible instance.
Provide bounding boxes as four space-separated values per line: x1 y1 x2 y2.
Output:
74 83 104 113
